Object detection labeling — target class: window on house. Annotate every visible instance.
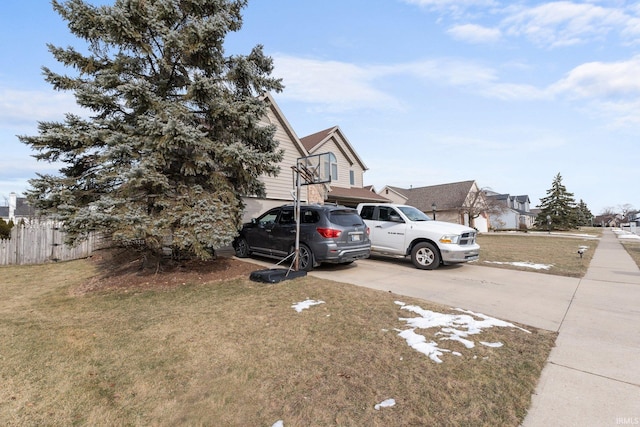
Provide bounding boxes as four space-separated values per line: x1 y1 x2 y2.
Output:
323 153 338 181
349 170 355 186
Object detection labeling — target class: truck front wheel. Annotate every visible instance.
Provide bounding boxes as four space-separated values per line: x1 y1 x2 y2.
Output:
411 242 440 270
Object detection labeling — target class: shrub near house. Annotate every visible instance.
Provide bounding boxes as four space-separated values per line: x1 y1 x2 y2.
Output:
0 219 13 239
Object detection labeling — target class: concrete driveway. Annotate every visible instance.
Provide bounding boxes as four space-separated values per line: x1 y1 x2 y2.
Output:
308 255 580 332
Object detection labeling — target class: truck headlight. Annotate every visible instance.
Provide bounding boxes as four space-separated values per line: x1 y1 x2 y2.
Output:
439 234 460 244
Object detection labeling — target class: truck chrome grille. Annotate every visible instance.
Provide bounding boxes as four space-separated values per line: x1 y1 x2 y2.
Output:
460 231 477 245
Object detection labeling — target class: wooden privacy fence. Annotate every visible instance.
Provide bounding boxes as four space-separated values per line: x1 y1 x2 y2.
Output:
0 222 108 266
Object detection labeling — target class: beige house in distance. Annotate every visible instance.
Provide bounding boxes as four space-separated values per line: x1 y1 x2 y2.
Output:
378 180 489 232
241 94 387 221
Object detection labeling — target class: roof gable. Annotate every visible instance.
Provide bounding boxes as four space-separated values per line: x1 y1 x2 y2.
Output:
300 126 368 171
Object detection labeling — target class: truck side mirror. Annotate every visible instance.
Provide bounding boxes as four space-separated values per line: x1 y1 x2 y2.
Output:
389 214 403 223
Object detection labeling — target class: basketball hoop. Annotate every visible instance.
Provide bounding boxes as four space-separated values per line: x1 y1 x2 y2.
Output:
290 152 334 270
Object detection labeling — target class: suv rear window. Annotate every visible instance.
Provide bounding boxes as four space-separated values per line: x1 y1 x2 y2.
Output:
329 210 365 226
301 209 320 224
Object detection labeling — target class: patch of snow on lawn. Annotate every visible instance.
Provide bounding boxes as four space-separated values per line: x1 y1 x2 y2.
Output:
394 302 530 363
484 261 552 270
374 398 396 410
291 299 325 312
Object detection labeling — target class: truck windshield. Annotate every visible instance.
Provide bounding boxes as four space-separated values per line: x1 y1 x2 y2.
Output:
398 206 432 221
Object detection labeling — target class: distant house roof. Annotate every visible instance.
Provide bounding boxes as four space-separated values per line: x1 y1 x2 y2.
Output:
0 195 36 221
486 193 533 215
15 197 35 217
486 193 510 202
384 180 477 212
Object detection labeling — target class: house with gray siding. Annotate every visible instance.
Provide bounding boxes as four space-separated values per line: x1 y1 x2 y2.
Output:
0 193 35 223
485 193 536 230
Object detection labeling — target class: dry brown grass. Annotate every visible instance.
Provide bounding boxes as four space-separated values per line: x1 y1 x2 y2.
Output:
0 258 555 426
620 240 640 269
477 230 601 277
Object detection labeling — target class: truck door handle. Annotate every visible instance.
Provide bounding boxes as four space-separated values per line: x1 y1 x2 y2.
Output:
375 225 382 228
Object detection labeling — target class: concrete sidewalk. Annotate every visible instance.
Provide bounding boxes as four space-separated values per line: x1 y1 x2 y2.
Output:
523 229 640 426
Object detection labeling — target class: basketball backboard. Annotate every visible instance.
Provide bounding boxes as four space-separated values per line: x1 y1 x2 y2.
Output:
296 152 334 185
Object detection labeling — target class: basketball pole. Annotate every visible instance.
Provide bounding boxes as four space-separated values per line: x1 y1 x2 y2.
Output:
294 165 301 271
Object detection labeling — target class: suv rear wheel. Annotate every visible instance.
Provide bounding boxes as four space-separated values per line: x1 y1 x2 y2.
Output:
411 242 440 270
297 243 314 271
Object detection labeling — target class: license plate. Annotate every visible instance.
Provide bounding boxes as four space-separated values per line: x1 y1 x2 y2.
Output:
350 233 361 242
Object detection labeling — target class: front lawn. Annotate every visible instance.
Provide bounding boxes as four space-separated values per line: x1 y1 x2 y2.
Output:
0 258 555 426
477 231 600 277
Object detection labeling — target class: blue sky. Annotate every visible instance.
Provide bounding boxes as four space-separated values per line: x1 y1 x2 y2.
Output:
2 0 639 215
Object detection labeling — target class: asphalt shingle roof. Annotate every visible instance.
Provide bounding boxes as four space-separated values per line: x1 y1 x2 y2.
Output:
328 185 390 203
386 180 476 211
300 127 336 152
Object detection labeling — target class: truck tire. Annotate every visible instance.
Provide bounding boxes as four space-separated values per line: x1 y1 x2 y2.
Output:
411 242 440 270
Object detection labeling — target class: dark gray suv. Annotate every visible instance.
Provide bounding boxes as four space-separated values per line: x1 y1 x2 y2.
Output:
233 204 371 271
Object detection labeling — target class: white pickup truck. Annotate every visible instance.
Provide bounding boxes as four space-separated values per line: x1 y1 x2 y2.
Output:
357 203 480 270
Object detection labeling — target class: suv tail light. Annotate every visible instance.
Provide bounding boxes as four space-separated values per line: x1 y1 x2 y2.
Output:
316 227 342 238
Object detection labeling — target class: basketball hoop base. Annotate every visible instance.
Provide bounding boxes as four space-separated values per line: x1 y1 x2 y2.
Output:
249 268 307 283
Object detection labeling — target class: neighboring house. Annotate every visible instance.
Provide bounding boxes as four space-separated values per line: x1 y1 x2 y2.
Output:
377 180 489 232
594 214 621 227
485 193 536 230
241 94 388 221
0 192 35 223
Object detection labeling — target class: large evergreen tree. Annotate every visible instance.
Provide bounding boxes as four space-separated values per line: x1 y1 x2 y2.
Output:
535 173 578 230
20 0 283 259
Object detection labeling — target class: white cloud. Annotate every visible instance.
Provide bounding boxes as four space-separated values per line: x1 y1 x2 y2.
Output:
479 81 548 100
273 55 404 112
273 50 640 129
275 53 550 106
401 0 497 12
502 1 631 48
404 1 640 48
447 23 502 43
550 55 640 99
396 58 497 86
273 55 503 111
